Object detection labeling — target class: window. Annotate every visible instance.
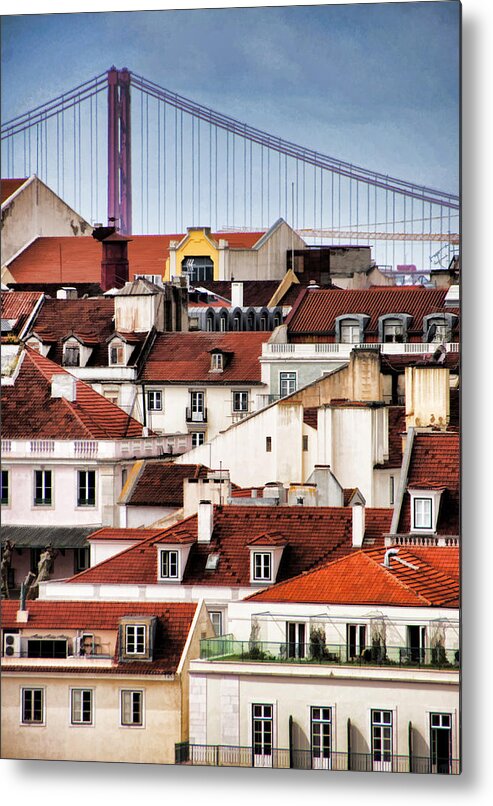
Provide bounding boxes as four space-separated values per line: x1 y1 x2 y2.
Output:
371 710 393 771
428 321 450 343
63 344 80 367
1 469 9 505
109 342 124 365
382 319 404 343
219 316 227 332
189 391 205 421
302 435 309 452
121 690 143 727
286 622 306 659
389 476 395 506
253 552 272 582
252 704 273 767
209 611 223 636
211 352 224 370
430 713 453 774
147 390 162 411
407 625 426 664
233 391 249 412
279 371 296 397
74 547 90 575
21 688 44 724
347 624 367 659
340 323 360 344
27 639 67 658
265 436 272 452
160 550 179 579
71 689 93 725
192 432 205 448
78 470 96 506
413 497 432 529
311 707 332 769
34 469 52 505
181 256 214 284
125 624 146 655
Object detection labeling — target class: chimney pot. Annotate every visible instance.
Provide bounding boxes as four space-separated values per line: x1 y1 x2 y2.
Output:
198 500 214 543
351 502 365 548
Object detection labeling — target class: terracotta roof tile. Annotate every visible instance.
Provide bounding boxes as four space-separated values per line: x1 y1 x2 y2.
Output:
247 546 459 607
286 287 460 338
0 600 197 675
1 177 27 205
141 332 269 383
2 347 146 440
67 505 393 588
127 462 209 507
1 291 43 333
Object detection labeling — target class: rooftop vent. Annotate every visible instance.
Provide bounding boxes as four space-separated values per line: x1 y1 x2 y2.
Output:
205 553 220 570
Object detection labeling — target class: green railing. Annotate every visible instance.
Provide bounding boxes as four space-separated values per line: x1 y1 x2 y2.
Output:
175 743 460 774
199 637 460 670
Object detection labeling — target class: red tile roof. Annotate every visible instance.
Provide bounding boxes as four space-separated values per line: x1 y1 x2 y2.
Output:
6 231 265 285
198 281 281 307
1 177 27 205
141 332 269 383
67 505 393 588
126 462 209 507
0 600 198 675
285 287 460 338
87 528 163 542
1 291 43 333
2 347 146 440
303 407 319 430
397 432 459 535
247 546 459 607
381 353 460 373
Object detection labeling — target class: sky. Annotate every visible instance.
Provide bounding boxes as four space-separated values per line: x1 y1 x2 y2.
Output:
2 1 460 194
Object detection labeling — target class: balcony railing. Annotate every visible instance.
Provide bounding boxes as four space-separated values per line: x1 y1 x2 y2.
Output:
186 407 208 423
262 342 459 357
199 637 460 670
175 743 460 774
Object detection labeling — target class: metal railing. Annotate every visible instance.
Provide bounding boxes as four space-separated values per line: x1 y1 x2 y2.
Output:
199 637 460 670
186 407 208 423
262 342 459 356
175 743 460 774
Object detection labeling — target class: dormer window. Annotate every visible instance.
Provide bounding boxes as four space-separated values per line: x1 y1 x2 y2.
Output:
160 550 179 579
335 315 370 345
248 534 287 585
409 488 444 533
125 624 147 655
253 552 272 582
157 543 192 583
378 314 412 344
211 352 223 371
119 616 156 661
423 314 458 344
109 341 125 365
63 343 80 367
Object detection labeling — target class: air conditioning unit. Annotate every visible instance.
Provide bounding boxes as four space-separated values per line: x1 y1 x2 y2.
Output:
3 632 21 658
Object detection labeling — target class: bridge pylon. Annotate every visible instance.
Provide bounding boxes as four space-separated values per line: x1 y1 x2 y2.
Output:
107 67 132 234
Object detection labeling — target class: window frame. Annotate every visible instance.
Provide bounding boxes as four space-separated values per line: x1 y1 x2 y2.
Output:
1 468 9 506
34 469 52 507
159 549 180 580
120 689 144 728
211 352 224 370
209 610 224 637
109 340 125 366
125 624 147 656
191 431 205 448
21 687 45 726
63 342 81 367
147 390 163 412
252 551 272 582
311 706 332 768
413 497 433 530
232 390 249 413
279 371 297 398
70 688 94 726
77 469 96 507
340 322 361 344
371 709 394 771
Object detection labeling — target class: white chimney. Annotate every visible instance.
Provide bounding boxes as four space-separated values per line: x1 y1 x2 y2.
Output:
231 281 244 308
51 373 76 402
352 503 365 548
198 500 214 543
56 287 77 300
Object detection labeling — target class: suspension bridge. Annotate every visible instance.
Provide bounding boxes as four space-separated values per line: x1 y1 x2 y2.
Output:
1 67 459 272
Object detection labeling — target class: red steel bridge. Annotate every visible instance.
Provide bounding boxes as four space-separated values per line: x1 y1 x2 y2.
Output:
1 67 459 271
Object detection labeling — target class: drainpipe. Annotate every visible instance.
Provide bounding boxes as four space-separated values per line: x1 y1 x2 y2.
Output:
141 383 147 428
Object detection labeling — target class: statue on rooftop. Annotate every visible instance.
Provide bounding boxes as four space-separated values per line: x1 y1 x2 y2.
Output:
1 540 15 599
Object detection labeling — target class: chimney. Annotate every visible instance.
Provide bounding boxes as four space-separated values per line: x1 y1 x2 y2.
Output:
92 227 131 291
351 502 365 547
51 373 76 402
405 365 450 430
231 281 244 308
56 287 77 300
198 500 214 543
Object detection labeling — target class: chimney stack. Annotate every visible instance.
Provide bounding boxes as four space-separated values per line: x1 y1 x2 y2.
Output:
231 282 244 308
351 502 365 547
51 373 76 402
92 227 131 291
198 500 214 543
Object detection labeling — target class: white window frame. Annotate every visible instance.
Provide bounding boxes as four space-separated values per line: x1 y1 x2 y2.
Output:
160 549 179 580
191 431 205 448
109 341 125 366
413 497 433 530
232 390 249 412
252 703 274 767
279 371 297 397
77 469 96 507
125 624 147 656
21 687 45 726
370 709 394 772
252 552 272 582
147 390 163 411
63 341 81 367
34 469 52 507
311 706 332 769
409 488 443 533
340 322 361 344
347 623 367 659
382 319 405 343
209 610 224 636
70 688 94 726
120 689 144 728
211 352 224 370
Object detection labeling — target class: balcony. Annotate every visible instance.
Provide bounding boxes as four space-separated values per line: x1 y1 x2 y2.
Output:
199 636 459 670
262 342 459 359
175 743 459 774
186 407 208 423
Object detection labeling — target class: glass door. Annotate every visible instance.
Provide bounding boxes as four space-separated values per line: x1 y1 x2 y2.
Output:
430 713 452 774
252 704 273 767
311 707 332 769
371 710 393 772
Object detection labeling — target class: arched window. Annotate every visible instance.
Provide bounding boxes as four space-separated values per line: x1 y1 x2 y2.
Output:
335 315 369 344
181 256 214 284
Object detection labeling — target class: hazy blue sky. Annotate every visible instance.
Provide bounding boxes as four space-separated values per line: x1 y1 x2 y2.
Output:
2 2 460 193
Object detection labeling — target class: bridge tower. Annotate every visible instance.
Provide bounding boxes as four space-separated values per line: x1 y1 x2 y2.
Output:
107 67 132 234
